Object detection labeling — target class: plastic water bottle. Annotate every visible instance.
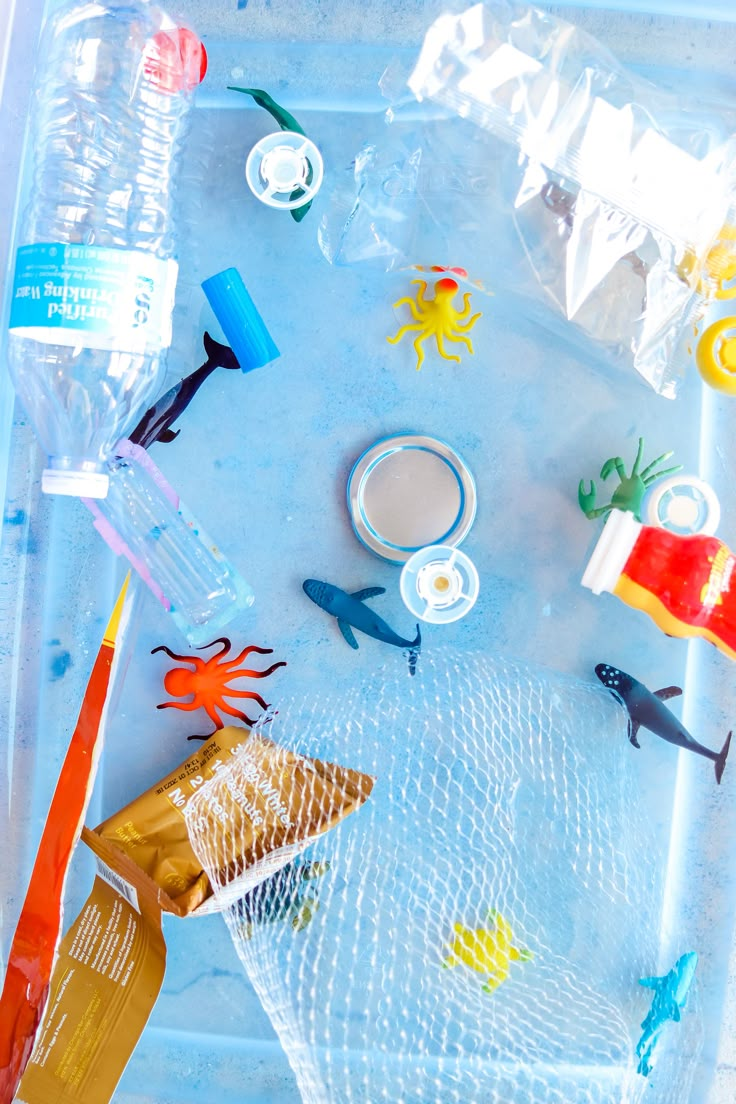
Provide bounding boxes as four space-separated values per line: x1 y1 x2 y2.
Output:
6 0 205 497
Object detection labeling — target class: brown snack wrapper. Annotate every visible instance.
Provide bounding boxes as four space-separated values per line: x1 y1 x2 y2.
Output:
16 726 374 1104
182 728 375 910
93 725 249 915
15 866 166 1104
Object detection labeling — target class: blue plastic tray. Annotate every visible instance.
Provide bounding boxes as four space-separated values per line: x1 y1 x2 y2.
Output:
2 3 736 1102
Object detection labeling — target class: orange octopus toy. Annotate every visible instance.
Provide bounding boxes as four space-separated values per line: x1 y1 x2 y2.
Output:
152 636 287 740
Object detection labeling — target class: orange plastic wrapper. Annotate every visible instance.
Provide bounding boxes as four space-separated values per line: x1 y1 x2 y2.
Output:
0 576 133 1104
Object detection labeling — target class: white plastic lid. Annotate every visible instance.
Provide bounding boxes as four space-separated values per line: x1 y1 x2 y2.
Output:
400 545 479 624
645 474 721 536
245 131 324 210
42 466 109 498
581 508 641 595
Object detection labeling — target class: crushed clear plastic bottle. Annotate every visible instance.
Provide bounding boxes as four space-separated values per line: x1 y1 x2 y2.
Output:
6 0 205 497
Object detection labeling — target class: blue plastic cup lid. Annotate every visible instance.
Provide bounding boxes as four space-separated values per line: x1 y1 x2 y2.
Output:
202 267 279 374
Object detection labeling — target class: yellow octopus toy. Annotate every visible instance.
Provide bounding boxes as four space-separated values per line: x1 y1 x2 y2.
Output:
442 909 533 994
387 276 482 370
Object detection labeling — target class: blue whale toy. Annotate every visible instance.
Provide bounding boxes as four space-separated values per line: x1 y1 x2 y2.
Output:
595 663 731 784
303 579 421 675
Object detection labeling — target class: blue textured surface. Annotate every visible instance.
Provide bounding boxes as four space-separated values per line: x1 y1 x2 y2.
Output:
2 2 736 1103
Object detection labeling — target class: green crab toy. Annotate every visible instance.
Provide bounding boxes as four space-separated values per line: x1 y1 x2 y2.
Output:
578 437 681 522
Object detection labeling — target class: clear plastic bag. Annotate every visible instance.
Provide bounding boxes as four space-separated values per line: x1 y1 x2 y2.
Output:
320 2 736 396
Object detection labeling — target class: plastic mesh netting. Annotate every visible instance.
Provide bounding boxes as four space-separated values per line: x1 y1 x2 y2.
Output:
186 653 701 1104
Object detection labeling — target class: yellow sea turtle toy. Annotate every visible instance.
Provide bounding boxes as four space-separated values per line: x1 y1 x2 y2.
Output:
442 909 533 994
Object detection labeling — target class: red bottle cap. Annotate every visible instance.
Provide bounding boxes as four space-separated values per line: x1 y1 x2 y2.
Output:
143 27 208 95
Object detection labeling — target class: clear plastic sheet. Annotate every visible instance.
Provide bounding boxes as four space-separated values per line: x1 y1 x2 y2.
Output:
319 1 736 396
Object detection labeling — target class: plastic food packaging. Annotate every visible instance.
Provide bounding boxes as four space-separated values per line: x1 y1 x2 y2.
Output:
582 508 736 659
321 1 736 396
0 579 134 1103
6 0 204 497
13 728 373 1104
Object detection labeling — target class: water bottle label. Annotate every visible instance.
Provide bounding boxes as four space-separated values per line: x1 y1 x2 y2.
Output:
9 243 178 352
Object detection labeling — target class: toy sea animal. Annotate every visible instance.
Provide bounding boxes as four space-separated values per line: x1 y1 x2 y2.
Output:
152 637 287 740
387 277 482 371
302 580 421 675
129 331 239 449
237 859 330 939
636 951 698 1077
595 663 731 783
578 437 682 522
443 909 533 994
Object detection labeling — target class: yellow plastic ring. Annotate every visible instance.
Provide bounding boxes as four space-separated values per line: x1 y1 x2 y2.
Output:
696 316 736 394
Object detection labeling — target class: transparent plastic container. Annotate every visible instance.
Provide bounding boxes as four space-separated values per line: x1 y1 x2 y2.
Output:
85 446 254 645
3 3 736 1104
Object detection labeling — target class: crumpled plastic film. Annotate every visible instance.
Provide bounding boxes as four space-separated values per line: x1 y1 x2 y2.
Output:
320 1 736 396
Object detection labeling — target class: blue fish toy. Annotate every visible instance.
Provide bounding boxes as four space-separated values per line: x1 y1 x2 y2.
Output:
303 579 421 675
636 951 698 1077
595 663 731 784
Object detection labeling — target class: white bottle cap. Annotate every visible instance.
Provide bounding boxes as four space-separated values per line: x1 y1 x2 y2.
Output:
245 131 324 211
645 474 721 536
400 544 479 624
581 509 641 595
42 466 109 498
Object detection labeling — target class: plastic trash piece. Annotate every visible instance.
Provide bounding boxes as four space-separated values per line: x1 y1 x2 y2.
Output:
582 508 736 661
245 131 324 211
83 440 254 644
202 268 279 374
347 433 477 564
646 474 721 536
696 316 736 393
6 0 203 496
400 544 479 624
0 578 133 1101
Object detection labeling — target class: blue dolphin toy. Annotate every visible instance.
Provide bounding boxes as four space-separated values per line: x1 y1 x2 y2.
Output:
636 951 698 1077
303 579 421 675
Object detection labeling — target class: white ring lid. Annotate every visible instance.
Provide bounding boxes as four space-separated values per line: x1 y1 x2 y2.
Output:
245 131 324 210
645 474 721 536
400 544 479 624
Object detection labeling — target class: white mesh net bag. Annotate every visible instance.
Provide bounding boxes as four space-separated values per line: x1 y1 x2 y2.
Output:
185 652 702 1104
